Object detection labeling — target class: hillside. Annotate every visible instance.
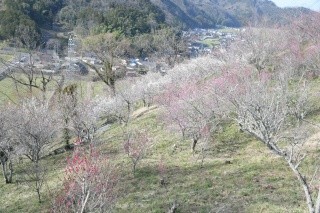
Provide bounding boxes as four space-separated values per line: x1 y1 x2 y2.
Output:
0 100 315 212
151 0 313 28
0 0 166 48
1 19 320 211
1 2 320 213
0 0 314 47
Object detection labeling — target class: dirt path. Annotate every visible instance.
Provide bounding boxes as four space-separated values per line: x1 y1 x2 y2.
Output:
131 105 158 119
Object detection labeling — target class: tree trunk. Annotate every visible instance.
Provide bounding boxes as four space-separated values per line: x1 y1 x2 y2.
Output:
8 160 12 183
125 102 131 125
133 163 136 176
288 161 315 213
132 159 137 176
192 139 198 152
315 188 320 213
1 157 12 184
110 81 116 97
36 188 41 203
80 191 90 213
1 160 8 183
36 164 41 203
63 127 71 147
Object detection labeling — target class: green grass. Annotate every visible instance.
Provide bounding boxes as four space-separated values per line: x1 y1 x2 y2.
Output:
96 109 308 213
200 38 220 48
0 105 311 212
0 78 29 104
0 74 108 105
1 78 320 212
218 27 240 33
0 153 68 213
0 53 14 62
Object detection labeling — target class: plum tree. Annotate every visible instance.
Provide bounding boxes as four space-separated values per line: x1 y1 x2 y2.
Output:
53 145 118 212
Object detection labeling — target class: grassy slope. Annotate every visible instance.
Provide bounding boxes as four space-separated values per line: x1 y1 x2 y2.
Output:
108 110 307 213
0 105 310 212
200 39 220 48
2 78 320 212
0 153 67 212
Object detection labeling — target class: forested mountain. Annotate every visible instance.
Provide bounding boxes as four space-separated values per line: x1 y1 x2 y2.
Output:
151 0 314 28
56 0 314 30
57 0 166 36
0 0 167 49
0 0 64 47
0 0 314 48
0 0 166 42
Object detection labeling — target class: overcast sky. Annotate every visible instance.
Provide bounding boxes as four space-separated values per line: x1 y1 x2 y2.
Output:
271 0 320 11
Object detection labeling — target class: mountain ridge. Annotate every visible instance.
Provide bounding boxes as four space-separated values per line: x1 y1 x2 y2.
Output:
151 0 314 28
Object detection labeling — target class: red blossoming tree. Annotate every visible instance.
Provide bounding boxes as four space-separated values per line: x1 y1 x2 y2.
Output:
52 145 118 213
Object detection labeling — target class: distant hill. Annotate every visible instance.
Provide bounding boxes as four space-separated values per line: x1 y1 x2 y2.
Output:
0 0 315 49
151 0 314 28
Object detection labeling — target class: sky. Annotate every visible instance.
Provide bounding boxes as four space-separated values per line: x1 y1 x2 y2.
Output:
271 0 320 11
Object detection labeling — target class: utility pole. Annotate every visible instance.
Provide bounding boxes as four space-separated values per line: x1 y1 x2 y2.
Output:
68 33 76 72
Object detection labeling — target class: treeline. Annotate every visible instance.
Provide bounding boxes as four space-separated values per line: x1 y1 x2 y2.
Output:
4 0 63 26
0 0 64 47
59 0 166 37
0 0 169 49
